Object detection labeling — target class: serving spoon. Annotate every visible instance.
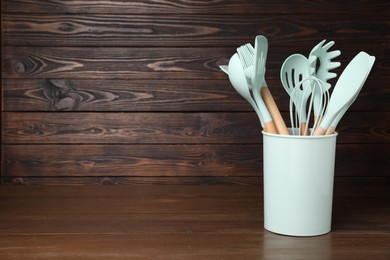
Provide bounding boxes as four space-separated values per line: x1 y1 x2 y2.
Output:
219 53 266 128
280 54 312 135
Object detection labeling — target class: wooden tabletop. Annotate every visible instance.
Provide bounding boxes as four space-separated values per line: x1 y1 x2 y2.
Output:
1 180 389 259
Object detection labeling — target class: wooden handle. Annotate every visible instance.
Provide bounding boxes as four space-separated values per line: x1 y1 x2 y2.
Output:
264 121 278 134
313 116 322 130
313 126 327 136
261 87 289 135
300 122 310 136
326 126 336 135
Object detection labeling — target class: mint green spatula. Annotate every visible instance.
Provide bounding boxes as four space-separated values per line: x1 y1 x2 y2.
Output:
314 51 375 135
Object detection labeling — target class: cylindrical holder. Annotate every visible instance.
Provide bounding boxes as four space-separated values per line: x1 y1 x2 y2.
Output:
263 129 338 236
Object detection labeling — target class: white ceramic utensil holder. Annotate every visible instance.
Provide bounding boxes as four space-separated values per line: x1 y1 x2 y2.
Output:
263 129 338 236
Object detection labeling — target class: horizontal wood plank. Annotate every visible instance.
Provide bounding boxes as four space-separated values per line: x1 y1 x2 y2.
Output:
1 185 389 234
2 78 389 112
1 233 389 259
3 47 388 80
2 79 252 112
3 176 390 186
1 176 263 185
1 112 262 144
2 144 262 177
1 0 389 186
2 0 388 15
3 15 388 47
0 183 389 259
2 144 389 177
2 112 389 144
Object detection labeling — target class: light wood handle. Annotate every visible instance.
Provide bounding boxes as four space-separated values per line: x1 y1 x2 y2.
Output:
313 126 327 136
264 121 278 134
261 87 289 135
326 126 336 135
300 122 310 136
313 116 322 130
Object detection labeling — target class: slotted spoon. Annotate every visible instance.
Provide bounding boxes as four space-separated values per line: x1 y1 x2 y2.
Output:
308 40 341 120
280 54 312 135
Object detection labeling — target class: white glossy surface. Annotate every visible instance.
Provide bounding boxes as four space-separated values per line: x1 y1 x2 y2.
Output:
263 129 337 236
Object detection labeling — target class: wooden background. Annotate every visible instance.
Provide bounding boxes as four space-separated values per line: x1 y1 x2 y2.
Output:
1 0 389 185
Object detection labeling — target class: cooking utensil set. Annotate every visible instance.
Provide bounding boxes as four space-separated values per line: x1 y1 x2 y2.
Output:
220 36 375 136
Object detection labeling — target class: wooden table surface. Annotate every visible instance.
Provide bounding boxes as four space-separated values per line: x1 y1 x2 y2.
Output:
1 180 389 259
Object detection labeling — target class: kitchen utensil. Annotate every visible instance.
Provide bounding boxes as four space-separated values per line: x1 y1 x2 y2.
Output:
219 54 265 127
308 39 341 89
237 42 277 134
308 40 341 120
325 54 375 135
314 51 375 135
254 36 289 135
219 65 228 74
280 54 312 135
261 83 290 135
289 76 330 135
237 37 288 134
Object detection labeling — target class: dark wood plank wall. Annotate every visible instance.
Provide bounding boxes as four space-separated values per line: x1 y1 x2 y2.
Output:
1 0 389 185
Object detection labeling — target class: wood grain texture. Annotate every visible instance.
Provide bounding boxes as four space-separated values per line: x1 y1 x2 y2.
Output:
3 14 388 47
2 112 261 144
0 183 389 259
2 0 388 15
3 46 388 80
2 176 264 185
2 112 389 144
2 79 251 112
2 144 262 177
3 176 389 186
2 46 229 79
3 79 389 112
0 233 389 260
1 0 389 183
3 144 389 177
